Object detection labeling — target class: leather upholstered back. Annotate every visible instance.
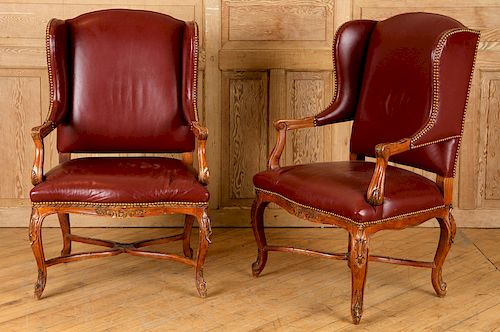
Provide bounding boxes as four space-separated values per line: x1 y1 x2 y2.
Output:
47 9 198 153
347 13 479 177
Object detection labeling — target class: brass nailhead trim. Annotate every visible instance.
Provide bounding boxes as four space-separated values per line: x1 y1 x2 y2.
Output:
411 135 461 149
411 28 480 149
45 19 55 122
32 201 208 208
313 21 344 126
193 22 199 122
256 187 445 227
452 30 480 177
331 24 341 108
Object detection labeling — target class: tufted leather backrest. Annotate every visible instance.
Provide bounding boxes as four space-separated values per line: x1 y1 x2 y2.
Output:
349 13 479 177
47 9 198 153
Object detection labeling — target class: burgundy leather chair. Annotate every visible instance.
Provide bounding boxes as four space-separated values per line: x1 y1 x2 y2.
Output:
29 9 211 299
251 13 479 324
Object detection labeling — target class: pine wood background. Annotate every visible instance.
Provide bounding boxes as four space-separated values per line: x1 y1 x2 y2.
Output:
0 0 499 227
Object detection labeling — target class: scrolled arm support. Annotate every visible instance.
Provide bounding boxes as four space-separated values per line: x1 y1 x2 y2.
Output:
31 120 57 186
268 117 315 170
191 121 209 185
366 138 411 206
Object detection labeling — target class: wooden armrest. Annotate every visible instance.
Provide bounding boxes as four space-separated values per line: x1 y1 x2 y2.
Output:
31 120 57 185
366 138 411 205
268 117 315 170
190 121 209 185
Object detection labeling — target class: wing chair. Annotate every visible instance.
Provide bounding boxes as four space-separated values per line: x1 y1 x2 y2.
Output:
29 9 211 299
251 12 480 324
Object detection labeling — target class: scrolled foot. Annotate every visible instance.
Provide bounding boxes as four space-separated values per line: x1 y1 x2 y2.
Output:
34 269 46 300
196 270 207 298
251 196 269 277
432 214 455 297
251 250 267 277
432 268 447 297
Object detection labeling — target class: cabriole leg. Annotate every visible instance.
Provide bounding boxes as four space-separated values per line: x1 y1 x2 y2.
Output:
432 213 456 297
29 208 48 299
251 193 270 277
183 214 195 258
195 210 211 298
349 227 369 325
57 213 71 256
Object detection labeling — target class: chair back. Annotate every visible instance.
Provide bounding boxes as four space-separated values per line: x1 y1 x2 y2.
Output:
47 9 197 153
350 13 479 177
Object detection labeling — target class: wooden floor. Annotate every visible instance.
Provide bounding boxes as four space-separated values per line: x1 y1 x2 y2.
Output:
0 227 498 331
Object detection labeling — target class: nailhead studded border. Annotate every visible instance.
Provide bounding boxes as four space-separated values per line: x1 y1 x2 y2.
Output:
410 28 481 165
313 21 345 126
411 135 461 149
32 201 208 208
256 187 446 227
193 22 199 122
45 19 55 122
451 30 480 177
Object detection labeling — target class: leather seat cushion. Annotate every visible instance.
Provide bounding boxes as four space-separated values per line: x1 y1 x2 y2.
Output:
253 161 444 223
30 157 209 203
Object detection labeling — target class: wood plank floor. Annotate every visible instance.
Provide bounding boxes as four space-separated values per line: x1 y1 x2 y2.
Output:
0 227 498 331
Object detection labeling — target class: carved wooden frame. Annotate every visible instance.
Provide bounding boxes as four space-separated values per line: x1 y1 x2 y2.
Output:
29 120 212 299
251 117 457 324
30 15 213 299
30 119 212 299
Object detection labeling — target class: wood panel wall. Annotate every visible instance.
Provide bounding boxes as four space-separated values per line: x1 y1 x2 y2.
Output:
1 0 499 227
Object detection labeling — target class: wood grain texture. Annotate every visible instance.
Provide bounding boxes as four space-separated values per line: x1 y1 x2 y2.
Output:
203 0 222 210
285 72 333 165
459 67 481 210
0 72 45 200
291 80 323 164
484 78 500 200
0 1 203 69
478 71 500 208
268 69 287 159
228 5 327 41
0 227 498 329
222 71 268 206
354 3 499 35
0 76 41 198
222 0 334 50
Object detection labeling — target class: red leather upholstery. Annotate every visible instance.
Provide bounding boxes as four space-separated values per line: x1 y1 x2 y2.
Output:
46 19 69 125
50 10 197 153
348 13 479 176
315 20 376 125
254 162 444 223
31 157 209 203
